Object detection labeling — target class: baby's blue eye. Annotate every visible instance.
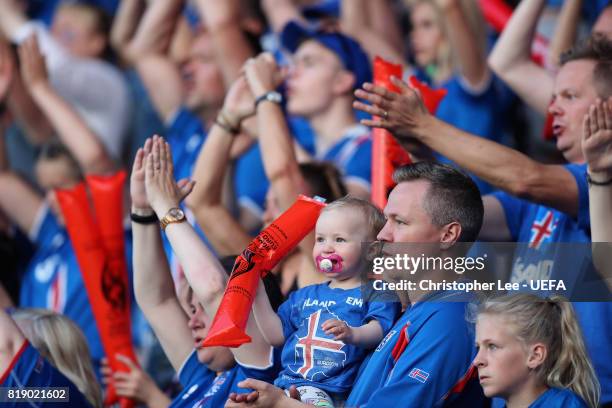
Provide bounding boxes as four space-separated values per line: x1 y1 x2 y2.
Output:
316 237 325 243
336 237 346 243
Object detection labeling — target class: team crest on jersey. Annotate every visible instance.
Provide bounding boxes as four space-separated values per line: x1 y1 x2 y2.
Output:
529 210 558 249
291 309 346 380
376 329 397 352
408 368 430 384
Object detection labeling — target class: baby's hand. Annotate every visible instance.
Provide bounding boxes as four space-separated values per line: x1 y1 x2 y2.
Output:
322 319 353 343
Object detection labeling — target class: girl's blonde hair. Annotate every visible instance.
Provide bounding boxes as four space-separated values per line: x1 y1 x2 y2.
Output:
473 294 600 408
12 308 103 408
322 196 385 240
403 0 487 82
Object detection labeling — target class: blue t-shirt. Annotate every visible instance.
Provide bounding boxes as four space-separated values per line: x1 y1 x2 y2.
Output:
171 348 282 408
415 71 511 195
20 207 104 364
318 125 373 193
346 290 486 408
491 163 612 405
0 341 93 407
506 387 588 408
275 282 400 394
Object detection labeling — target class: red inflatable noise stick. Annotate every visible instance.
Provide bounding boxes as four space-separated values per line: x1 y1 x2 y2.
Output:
408 76 448 114
202 195 326 347
56 173 136 408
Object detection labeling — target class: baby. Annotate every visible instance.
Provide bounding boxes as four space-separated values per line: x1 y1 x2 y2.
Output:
253 196 401 407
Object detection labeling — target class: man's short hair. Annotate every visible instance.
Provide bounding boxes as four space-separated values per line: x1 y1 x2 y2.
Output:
560 34 612 99
393 162 483 242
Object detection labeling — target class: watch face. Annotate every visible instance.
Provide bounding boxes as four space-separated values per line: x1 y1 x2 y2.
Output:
169 208 185 220
268 92 282 103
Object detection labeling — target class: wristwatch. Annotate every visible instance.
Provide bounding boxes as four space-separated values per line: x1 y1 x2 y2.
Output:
159 207 186 231
255 91 282 108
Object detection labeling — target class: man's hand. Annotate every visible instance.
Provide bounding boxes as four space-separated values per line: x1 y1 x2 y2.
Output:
322 318 353 342
244 53 284 100
225 379 300 408
353 76 431 140
583 98 612 181
18 35 48 92
144 137 195 217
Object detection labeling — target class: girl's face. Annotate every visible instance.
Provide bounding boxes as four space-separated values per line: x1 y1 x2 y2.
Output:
312 207 370 281
409 2 445 67
473 314 540 400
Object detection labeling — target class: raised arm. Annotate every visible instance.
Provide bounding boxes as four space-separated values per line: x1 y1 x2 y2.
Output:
194 0 255 85
0 0 28 40
582 98 612 279
488 0 553 115
354 78 580 217
145 138 276 368
110 0 146 63
184 77 253 256
122 0 184 64
438 0 488 88
548 0 583 67
252 279 285 347
340 0 405 65
130 137 194 372
19 36 114 175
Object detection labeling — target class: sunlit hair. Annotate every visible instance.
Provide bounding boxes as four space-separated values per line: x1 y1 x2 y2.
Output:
12 309 103 408
322 196 385 240
470 294 600 408
404 0 486 81
560 34 612 98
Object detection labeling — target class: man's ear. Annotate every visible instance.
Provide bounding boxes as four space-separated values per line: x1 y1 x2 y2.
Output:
526 343 547 370
89 34 107 58
332 70 356 95
439 221 461 250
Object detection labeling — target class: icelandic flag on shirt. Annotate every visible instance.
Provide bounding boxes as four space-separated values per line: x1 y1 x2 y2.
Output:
409 368 430 384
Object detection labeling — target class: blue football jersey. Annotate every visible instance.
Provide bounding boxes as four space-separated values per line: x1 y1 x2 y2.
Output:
345 290 486 408
169 350 216 408
491 163 612 404
318 125 372 193
275 282 400 394
0 341 93 408
521 388 587 408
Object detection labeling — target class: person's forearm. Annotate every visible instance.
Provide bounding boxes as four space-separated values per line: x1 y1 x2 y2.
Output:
132 215 178 312
162 221 227 311
252 280 285 347
257 102 303 210
351 320 383 349
28 83 114 174
489 0 546 73
588 172 612 243
185 123 252 255
548 0 582 67
126 0 184 62
145 386 171 408
111 0 146 61
366 0 404 55
488 0 552 114
414 116 540 196
441 0 487 87
6 79 53 145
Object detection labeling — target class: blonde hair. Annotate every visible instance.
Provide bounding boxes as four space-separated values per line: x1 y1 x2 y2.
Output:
473 294 600 408
403 0 486 82
13 309 103 408
322 196 385 240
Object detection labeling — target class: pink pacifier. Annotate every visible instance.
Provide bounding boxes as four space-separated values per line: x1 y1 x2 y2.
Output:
316 254 343 273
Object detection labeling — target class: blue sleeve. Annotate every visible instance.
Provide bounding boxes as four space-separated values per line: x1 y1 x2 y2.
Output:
276 292 298 341
489 192 528 241
363 300 401 335
564 164 590 232
32 207 60 246
237 347 282 382
343 139 372 189
178 350 215 389
361 307 476 407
